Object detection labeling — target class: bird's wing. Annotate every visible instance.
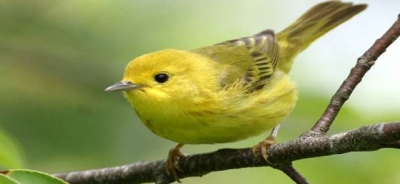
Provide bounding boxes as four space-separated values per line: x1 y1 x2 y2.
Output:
192 30 279 91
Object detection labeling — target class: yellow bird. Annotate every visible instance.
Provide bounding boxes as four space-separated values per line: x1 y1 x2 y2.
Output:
106 1 366 181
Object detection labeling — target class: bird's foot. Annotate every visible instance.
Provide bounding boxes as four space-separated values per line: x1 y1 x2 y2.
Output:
252 135 276 164
166 143 185 183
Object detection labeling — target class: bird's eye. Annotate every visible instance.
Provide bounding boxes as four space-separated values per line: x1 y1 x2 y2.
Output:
154 73 169 83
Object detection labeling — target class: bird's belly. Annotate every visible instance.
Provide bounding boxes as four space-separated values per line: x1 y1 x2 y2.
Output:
139 111 287 144
144 117 281 144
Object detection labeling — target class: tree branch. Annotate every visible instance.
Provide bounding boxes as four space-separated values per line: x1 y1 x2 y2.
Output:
311 14 400 133
55 122 400 184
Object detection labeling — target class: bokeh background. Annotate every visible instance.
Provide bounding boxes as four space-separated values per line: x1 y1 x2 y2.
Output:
1 0 399 183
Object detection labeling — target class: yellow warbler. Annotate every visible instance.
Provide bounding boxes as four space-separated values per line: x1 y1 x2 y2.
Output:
106 1 366 181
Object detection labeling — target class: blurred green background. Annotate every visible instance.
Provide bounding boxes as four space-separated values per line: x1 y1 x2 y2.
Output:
1 0 399 183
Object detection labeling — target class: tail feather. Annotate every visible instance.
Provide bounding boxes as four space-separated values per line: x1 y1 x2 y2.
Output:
277 1 367 73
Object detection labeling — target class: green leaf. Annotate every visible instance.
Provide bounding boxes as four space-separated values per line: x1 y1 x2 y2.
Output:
0 174 18 184
0 128 24 169
3 169 67 184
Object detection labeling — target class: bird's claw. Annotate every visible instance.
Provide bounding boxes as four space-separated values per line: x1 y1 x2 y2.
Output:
166 144 185 182
252 136 276 165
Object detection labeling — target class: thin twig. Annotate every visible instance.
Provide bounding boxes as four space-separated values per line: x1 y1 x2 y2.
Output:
311 14 400 133
276 164 309 184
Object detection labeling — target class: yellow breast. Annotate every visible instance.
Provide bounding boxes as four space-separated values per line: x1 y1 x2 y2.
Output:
125 69 297 144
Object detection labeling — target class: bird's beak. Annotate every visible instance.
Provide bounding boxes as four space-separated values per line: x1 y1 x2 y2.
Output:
105 81 143 92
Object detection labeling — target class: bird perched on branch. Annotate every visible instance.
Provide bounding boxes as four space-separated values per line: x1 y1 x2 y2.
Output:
106 1 367 182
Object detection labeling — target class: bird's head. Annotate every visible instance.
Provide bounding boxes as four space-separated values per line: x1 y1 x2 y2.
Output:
106 49 218 107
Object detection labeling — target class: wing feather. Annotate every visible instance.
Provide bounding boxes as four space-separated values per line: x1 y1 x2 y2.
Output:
192 30 279 91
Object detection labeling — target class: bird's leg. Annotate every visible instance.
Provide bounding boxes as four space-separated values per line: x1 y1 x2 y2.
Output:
166 143 185 182
252 123 281 163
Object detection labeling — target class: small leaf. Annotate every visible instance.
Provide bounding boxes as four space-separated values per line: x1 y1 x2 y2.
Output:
3 169 67 184
0 174 18 184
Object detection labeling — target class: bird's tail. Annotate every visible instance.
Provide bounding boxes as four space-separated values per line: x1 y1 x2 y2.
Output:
277 1 367 73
